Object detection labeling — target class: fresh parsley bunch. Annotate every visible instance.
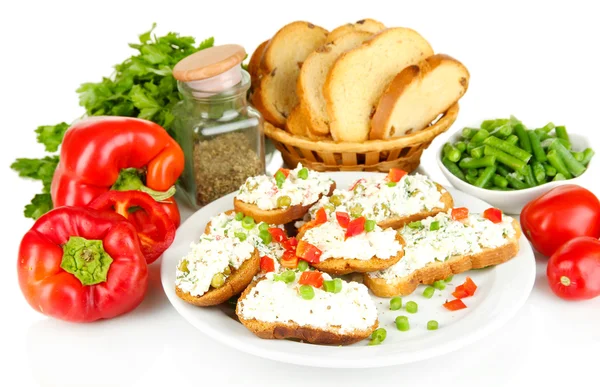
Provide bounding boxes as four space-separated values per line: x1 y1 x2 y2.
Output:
11 24 214 219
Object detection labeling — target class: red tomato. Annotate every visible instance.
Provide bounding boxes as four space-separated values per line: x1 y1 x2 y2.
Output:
296 241 322 263
345 216 366 239
298 271 324 288
281 237 298 252
521 185 600 257
275 168 290 178
546 236 600 300
483 208 502 224
336 212 350 228
443 299 467 311
260 256 275 273
268 227 287 243
280 251 299 268
314 208 327 225
451 207 469 221
387 168 407 183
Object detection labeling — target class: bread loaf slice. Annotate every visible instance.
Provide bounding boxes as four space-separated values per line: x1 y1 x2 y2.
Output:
248 40 269 87
363 218 522 297
324 28 433 142
285 104 331 140
370 54 470 140
326 18 386 43
297 31 372 137
252 21 328 126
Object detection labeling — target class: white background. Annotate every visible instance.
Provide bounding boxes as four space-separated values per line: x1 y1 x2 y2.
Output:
1 0 599 386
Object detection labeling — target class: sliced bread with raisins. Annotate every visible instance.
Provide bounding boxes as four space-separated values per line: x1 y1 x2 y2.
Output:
248 39 269 87
326 18 386 43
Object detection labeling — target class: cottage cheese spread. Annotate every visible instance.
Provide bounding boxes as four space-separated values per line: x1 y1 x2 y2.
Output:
302 219 402 260
236 163 334 210
368 211 516 283
238 272 377 333
309 173 444 223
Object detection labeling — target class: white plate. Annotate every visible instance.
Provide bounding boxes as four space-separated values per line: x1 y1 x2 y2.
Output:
160 172 536 368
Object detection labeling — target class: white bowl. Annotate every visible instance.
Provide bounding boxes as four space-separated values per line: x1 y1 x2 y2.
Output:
437 130 595 214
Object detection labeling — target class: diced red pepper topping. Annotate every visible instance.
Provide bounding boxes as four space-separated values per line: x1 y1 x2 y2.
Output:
298 271 324 288
260 256 275 273
345 216 366 239
275 168 290 178
281 236 298 252
452 285 470 299
315 208 328 225
336 212 350 228
443 299 467 311
268 227 288 243
280 251 299 268
451 207 469 221
296 240 322 263
462 276 478 296
387 168 407 183
483 207 503 224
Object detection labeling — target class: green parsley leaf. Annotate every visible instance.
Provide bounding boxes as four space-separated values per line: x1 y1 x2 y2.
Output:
11 156 59 192
35 123 69 152
24 194 54 220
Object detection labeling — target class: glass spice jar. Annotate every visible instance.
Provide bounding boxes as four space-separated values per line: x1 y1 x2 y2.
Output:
172 44 265 208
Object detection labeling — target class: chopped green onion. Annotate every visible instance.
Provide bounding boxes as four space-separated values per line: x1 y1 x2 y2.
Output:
297 168 309 180
281 270 296 284
395 315 410 331
368 338 381 346
429 221 440 231
433 280 446 290
259 230 272 244
444 275 454 283
387 181 397 187
427 320 439 330
423 286 435 299
408 221 422 229
390 297 402 310
242 216 255 230
371 328 387 343
406 301 418 313
297 260 309 272
234 232 247 242
235 212 244 221
323 278 342 293
275 170 286 188
258 222 269 232
299 285 314 300
365 219 376 232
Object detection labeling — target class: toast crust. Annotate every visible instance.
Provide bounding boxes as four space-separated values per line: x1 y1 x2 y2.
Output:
248 40 269 87
236 280 378 345
285 103 331 140
326 18 386 43
234 182 335 224
370 54 470 140
299 230 405 276
363 219 522 297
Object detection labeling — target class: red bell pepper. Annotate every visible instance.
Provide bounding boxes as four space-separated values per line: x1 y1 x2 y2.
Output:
452 286 470 299
462 277 478 295
17 207 148 322
268 228 288 243
280 251 299 268
483 208 502 224
281 237 298 252
336 212 350 228
275 168 290 178
346 216 366 239
298 271 324 288
443 299 467 311
51 117 184 227
451 207 469 221
314 208 328 225
387 168 407 183
296 241 322 263
260 256 275 273
89 191 176 264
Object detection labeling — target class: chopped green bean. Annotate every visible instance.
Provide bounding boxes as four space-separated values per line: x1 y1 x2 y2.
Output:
430 221 440 231
408 221 422 229
543 163 557 177
459 155 497 169
542 138 572 150
372 328 387 343
582 148 595 166
442 157 466 181
433 280 446 290
462 127 477 139
493 174 508 188
539 122 556 133
466 141 478 154
467 168 478 177
423 286 435 299
490 186 515 191
470 145 485 159
481 119 509 131
490 123 513 139
549 140 586 177
395 316 410 331
547 149 573 179
571 151 584 162
513 123 532 153
427 320 439 331
455 141 467 153
471 129 490 144
297 260 309 272
555 125 568 141
553 173 567 181
465 174 477 185
483 146 526 171
496 164 511 177
483 136 532 162
443 142 461 162
532 161 546 184
235 212 244 221
523 165 537 187
506 173 530 189
506 134 520 146
444 275 454 282
475 165 497 188
390 297 402 310
535 129 551 141
405 301 418 314
528 130 547 162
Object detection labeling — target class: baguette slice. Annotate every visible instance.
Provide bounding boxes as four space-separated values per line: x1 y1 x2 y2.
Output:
370 54 470 140
236 277 379 345
297 31 373 137
326 18 386 42
234 182 336 225
252 21 328 126
364 218 522 297
303 232 405 275
248 40 269 87
285 103 331 140
324 28 433 142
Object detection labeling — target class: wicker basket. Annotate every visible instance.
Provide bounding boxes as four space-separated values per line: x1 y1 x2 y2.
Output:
264 103 459 172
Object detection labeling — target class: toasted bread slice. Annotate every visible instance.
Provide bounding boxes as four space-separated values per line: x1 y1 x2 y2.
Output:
176 250 260 307
248 40 269 87
377 183 454 229
306 233 405 275
252 21 328 126
234 182 336 225
324 28 433 142
364 218 522 297
285 104 331 140
236 277 379 345
326 18 386 43
297 31 373 137
370 54 470 140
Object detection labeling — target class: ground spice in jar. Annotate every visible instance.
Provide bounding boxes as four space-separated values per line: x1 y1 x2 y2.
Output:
193 131 263 205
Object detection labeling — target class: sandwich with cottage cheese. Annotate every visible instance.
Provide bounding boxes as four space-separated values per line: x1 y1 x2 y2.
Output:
363 207 521 297
236 270 379 345
306 170 453 230
296 208 404 275
234 163 336 225
175 210 285 306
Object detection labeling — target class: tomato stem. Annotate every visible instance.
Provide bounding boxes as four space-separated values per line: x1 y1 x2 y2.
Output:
560 276 571 287
61 236 113 285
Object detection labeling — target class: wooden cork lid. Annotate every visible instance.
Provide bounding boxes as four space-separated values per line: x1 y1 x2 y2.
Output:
173 44 246 82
